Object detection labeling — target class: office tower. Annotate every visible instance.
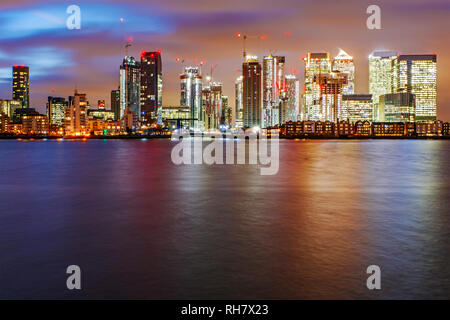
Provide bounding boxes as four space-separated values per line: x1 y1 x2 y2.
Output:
111 89 120 120
243 56 262 128
397 54 437 121
235 76 244 127
180 67 203 129
140 50 162 122
12 65 30 109
368 51 398 104
65 91 88 136
284 75 300 123
303 53 331 121
316 73 347 122
47 97 68 126
22 114 49 135
342 94 374 123
379 92 416 123
0 99 22 118
333 49 355 94
221 96 232 127
263 55 285 127
120 56 141 119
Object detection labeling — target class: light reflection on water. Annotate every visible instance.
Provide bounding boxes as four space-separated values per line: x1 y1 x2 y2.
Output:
0 139 449 299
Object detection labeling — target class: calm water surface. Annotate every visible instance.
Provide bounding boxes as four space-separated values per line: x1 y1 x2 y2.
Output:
0 139 449 299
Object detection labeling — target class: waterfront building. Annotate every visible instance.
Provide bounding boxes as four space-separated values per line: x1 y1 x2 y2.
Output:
0 113 9 133
243 56 262 128
372 122 406 136
12 65 30 108
121 106 138 132
47 97 68 126
140 50 162 123
341 94 373 123
354 120 372 136
120 56 141 119
397 54 437 121
337 120 355 136
332 49 355 94
22 114 49 135
416 120 443 136
64 91 88 136
12 108 39 123
378 92 415 123
369 51 398 105
180 67 203 129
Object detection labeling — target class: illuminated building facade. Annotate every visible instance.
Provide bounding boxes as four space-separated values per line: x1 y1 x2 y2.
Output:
0 99 22 118
12 65 30 109
0 113 8 133
368 51 398 105
22 114 49 135
180 67 203 129
111 89 120 120
378 92 416 123
221 96 232 127
47 97 68 127
341 94 373 123
303 53 331 121
397 54 437 122
121 106 138 131
316 73 347 122
120 56 141 119
140 51 162 122
332 49 355 94
263 55 285 127
284 75 300 123
243 56 262 128
65 91 88 136
235 76 243 127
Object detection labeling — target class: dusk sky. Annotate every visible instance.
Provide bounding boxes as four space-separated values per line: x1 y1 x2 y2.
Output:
1 0 449 120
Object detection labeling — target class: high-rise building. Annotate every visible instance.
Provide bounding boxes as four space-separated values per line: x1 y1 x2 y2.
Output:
111 89 120 120
369 51 398 105
120 56 141 119
201 82 222 130
263 55 285 127
180 67 203 129
284 75 300 123
235 75 244 127
47 97 68 127
333 49 355 94
243 56 262 128
12 65 30 109
316 73 347 122
379 92 416 123
140 50 162 123
303 53 331 121
221 96 232 127
342 94 374 123
397 54 437 121
65 91 88 136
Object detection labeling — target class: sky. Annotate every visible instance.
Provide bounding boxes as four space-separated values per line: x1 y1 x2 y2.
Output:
0 0 449 120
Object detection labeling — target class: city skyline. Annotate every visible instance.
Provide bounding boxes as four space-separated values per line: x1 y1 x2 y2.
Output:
0 0 449 120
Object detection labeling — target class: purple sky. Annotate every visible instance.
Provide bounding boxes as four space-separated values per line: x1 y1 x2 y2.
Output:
0 0 449 120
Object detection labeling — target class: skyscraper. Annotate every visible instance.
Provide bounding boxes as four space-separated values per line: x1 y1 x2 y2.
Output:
180 67 203 129
263 55 285 127
47 97 68 126
243 56 262 128
120 56 141 119
140 50 162 123
379 92 416 123
12 65 30 109
284 75 300 123
111 89 120 120
332 49 355 94
316 73 347 122
397 54 437 121
368 51 398 105
303 53 331 121
235 75 244 127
